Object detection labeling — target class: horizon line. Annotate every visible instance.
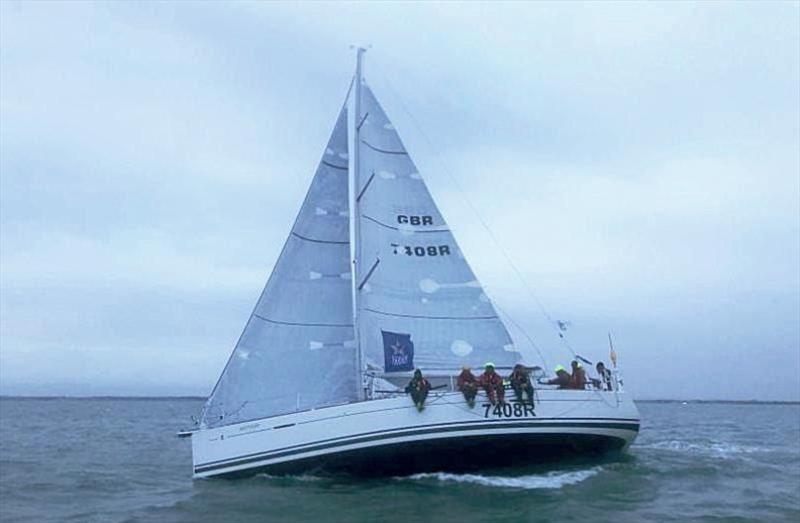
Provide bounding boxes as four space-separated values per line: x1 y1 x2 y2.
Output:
0 395 798 405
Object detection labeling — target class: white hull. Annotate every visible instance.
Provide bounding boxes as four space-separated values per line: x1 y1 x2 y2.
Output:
191 389 639 478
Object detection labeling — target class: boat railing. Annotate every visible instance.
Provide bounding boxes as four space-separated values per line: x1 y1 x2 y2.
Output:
369 367 620 400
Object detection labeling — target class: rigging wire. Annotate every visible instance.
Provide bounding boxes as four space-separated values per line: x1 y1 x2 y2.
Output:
491 299 549 373
371 63 581 364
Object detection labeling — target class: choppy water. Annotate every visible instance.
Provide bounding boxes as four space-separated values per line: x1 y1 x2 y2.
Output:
0 398 798 522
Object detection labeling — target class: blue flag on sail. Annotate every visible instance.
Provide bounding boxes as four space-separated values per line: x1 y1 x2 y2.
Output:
382 330 414 372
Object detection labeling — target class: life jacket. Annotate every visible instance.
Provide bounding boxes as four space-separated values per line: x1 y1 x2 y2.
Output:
570 367 587 389
457 371 477 389
510 369 530 386
548 370 571 388
407 377 430 393
478 371 503 388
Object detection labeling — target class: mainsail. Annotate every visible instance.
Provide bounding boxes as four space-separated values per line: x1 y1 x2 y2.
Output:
201 108 357 427
354 83 519 372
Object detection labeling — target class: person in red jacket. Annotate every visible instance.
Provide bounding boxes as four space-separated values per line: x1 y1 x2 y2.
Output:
404 369 432 411
545 365 571 389
457 366 479 408
478 362 505 405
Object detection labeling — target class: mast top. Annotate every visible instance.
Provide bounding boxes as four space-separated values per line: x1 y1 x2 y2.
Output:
351 45 370 81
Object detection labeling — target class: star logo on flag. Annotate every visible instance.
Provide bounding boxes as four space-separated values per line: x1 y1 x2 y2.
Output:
391 341 405 356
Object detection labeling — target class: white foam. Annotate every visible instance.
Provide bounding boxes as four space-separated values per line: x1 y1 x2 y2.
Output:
257 473 323 482
400 467 602 490
637 440 769 459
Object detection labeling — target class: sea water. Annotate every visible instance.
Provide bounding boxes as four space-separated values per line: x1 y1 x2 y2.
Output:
0 398 798 522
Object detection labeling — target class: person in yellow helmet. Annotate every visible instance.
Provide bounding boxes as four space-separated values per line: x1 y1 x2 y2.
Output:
569 360 587 390
545 364 571 389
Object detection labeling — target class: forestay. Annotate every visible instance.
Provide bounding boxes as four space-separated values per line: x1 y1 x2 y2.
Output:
201 109 357 428
355 84 520 372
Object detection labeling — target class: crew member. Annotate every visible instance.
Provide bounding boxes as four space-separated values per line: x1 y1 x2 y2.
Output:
457 365 479 408
595 361 612 391
545 364 571 389
509 363 534 403
570 360 587 390
478 362 505 405
404 369 431 412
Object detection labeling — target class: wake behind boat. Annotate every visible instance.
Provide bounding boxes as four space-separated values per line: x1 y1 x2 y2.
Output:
185 49 640 479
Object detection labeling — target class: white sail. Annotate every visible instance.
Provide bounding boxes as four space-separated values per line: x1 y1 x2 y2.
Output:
355 84 520 372
201 108 357 427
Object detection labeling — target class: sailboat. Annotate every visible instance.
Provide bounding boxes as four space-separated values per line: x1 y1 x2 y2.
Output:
185 50 640 479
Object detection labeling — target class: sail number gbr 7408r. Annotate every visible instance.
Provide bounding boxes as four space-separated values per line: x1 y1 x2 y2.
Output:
391 214 451 257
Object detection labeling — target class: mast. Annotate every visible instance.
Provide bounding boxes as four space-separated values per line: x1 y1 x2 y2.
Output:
350 47 367 400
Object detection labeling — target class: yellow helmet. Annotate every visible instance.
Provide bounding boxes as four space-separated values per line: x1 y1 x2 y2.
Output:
554 364 566 372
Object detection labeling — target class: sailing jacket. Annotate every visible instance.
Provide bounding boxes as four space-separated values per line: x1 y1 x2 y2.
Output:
570 368 587 390
405 377 431 394
457 370 478 391
478 371 503 390
546 370 571 389
509 369 532 388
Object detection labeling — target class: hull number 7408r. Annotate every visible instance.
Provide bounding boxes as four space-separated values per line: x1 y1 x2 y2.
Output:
483 402 536 418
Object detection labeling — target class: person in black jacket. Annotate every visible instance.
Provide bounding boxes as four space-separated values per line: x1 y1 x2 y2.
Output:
509 364 534 403
405 369 431 411
594 361 613 391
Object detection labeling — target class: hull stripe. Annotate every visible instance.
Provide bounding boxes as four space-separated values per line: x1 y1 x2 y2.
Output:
195 419 639 474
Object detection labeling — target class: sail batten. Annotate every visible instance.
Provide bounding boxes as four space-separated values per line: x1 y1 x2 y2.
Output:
363 308 500 321
361 140 408 155
252 314 354 328
290 231 349 245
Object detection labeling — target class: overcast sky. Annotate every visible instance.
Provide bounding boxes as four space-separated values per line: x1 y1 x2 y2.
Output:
1 1 798 400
